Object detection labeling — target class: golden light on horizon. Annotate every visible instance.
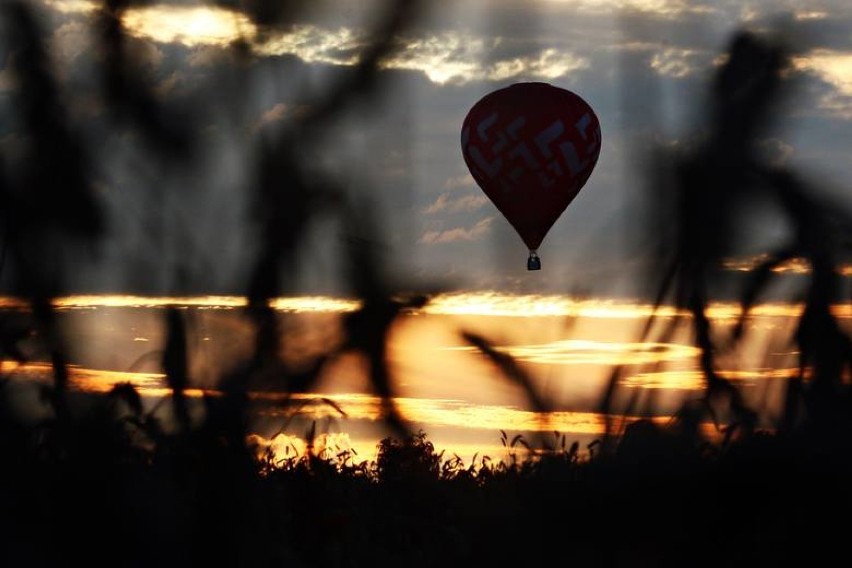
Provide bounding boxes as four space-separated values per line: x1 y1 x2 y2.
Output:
20 294 360 313
722 254 852 276
448 339 701 366
3 355 687 464
419 292 837 320
55 294 247 309
2 361 663 437
623 367 801 390
419 292 684 318
2 292 850 319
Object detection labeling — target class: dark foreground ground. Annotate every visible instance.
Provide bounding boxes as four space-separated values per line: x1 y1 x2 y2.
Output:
2 383 851 568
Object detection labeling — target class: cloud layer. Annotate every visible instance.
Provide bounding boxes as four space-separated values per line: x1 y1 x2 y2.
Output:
3 0 851 296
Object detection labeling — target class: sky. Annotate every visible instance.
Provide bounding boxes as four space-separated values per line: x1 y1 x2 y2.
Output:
2 0 852 300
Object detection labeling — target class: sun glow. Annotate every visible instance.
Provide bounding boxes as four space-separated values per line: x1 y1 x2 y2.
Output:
794 50 852 97
122 5 254 47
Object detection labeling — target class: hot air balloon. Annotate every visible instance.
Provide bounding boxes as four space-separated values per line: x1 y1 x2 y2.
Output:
461 82 601 270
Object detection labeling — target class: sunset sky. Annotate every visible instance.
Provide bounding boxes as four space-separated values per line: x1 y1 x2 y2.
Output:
2 292 812 461
2 0 852 299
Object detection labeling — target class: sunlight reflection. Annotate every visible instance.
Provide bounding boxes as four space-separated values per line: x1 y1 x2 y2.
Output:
3 362 663 437
448 339 701 366
623 368 801 390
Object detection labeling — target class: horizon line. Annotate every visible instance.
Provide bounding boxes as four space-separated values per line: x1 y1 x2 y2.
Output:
0 292 849 319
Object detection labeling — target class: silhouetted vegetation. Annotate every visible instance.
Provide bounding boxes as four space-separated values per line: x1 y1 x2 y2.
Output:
1 2 852 567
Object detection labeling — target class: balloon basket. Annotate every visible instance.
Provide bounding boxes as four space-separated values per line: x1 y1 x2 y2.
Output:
527 251 541 271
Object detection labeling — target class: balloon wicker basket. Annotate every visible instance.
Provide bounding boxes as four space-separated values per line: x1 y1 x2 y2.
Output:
527 251 541 271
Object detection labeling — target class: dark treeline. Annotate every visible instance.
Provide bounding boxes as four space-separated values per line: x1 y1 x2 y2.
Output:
1 1 852 566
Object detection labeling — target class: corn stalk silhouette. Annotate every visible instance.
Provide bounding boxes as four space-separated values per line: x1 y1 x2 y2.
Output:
1 2 105 425
606 26 852 451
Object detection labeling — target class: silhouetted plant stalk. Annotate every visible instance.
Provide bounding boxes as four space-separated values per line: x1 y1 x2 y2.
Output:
626 27 852 449
461 330 552 451
241 0 425 443
98 0 195 158
1 2 104 421
162 306 191 433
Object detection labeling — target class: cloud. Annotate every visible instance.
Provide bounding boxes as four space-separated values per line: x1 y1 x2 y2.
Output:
542 0 716 18
420 216 495 244
424 192 489 214
252 102 290 131
385 34 589 84
423 193 450 214
257 26 590 85
115 6 590 86
187 46 236 68
51 21 95 67
122 5 253 48
794 50 852 96
487 48 589 82
443 174 475 191
253 24 363 64
451 195 489 211
793 49 852 117
756 137 795 167
41 0 99 15
794 10 829 21
154 71 181 97
649 47 705 78
383 33 484 84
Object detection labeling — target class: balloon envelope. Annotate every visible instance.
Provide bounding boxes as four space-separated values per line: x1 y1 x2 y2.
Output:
461 82 601 256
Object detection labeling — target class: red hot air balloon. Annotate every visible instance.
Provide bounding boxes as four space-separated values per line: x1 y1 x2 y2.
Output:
461 82 601 270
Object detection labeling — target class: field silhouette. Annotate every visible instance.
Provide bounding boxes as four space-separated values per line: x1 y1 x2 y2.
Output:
2 2 852 566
